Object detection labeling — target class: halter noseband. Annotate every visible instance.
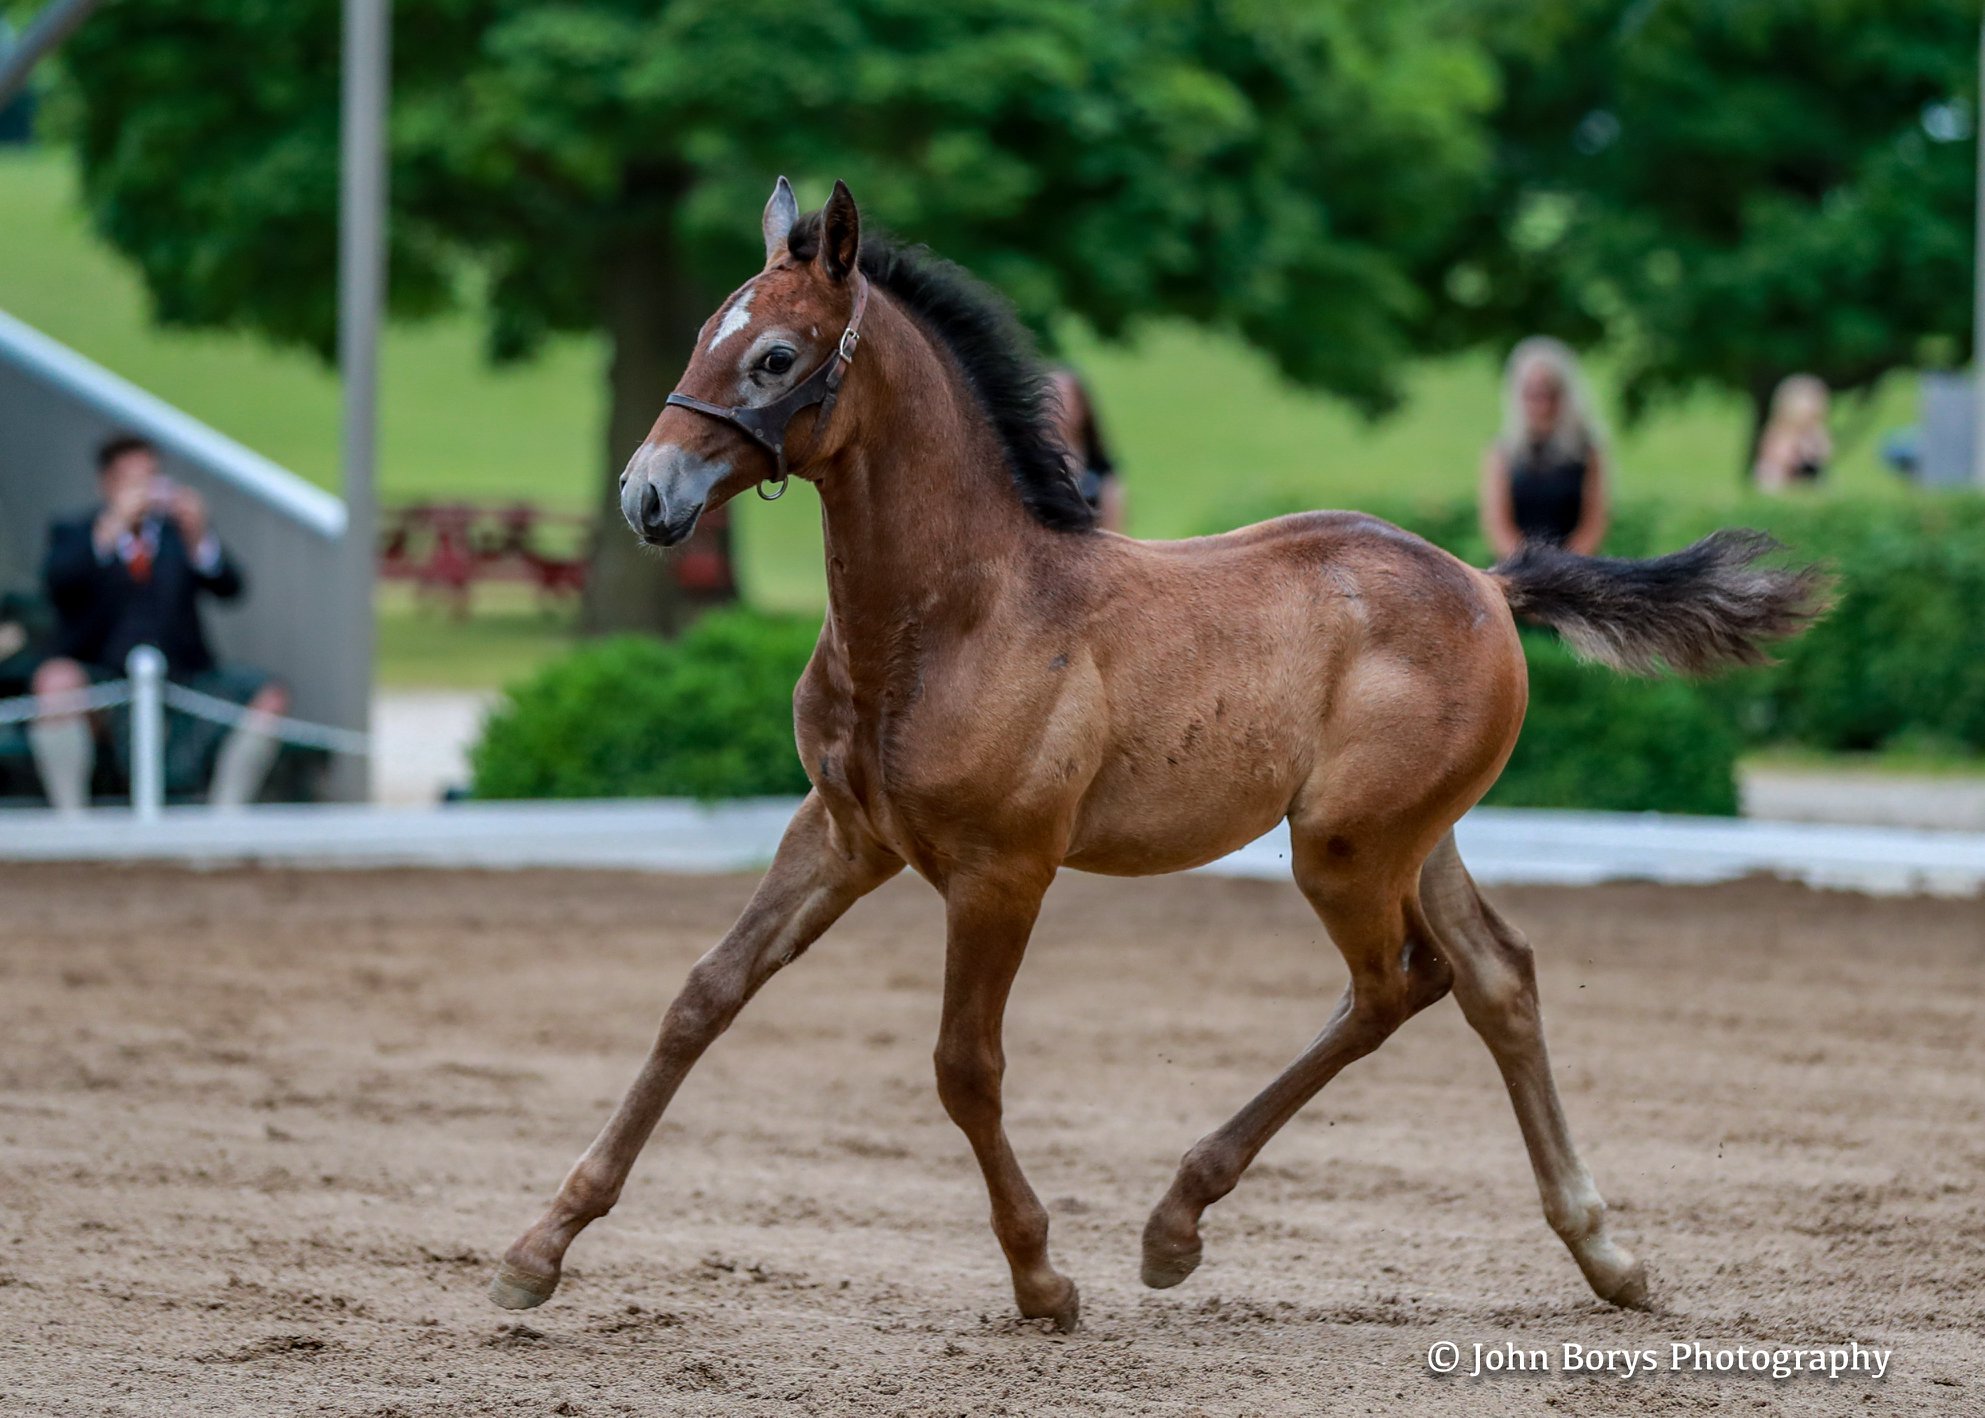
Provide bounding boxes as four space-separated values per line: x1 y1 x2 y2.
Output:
664 275 870 501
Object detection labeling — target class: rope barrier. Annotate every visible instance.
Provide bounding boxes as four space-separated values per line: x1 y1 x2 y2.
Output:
0 680 134 725
0 676 370 755
160 681 372 757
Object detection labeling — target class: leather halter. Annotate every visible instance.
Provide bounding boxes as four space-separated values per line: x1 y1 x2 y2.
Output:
664 275 870 501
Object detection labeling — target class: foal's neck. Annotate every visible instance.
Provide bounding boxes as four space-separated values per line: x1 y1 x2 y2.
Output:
812 295 1049 650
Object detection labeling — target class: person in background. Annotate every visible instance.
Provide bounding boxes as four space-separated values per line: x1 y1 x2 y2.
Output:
1752 374 1832 491
1479 337 1609 559
29 434 289 813
1047 367 1126 532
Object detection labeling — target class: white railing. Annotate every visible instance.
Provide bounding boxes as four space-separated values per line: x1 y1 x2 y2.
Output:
0 309 368 798
1 643 371 814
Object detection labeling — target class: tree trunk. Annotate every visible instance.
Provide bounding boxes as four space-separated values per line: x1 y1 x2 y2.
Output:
579 240 736 636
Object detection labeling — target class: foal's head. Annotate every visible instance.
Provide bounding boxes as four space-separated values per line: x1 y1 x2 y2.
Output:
619 178 865 547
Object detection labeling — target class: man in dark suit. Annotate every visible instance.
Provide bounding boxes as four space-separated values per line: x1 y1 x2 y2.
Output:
30 434 290 812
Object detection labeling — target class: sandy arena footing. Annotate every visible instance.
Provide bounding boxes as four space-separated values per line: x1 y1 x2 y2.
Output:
0 863 1978 1414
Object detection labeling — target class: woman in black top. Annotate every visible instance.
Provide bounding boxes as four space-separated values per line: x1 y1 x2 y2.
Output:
1047 367 1126 532
1479 337 1608 558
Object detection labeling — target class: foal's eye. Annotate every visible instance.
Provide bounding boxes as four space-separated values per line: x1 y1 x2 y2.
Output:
761 348 796 376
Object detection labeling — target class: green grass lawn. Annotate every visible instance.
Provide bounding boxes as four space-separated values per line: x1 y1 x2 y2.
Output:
1744 745 1985 779
374 584 579 691
2 143 1926 683
0 147 604 510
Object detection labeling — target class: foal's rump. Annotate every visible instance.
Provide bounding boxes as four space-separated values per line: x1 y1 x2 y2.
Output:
1062 515 1522 876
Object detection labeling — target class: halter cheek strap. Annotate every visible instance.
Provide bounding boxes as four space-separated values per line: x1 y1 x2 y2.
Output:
665 275 870 501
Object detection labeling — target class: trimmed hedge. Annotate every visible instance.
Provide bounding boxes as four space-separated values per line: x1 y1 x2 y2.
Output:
471 609 817 801
1312 493 1985 756
1486 632 1739 815
1214 490 1985 809
1662 498 1985 754
473 493 1980 813
477 607 1739 813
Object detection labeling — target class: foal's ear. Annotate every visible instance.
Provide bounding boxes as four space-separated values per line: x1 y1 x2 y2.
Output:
820 179 861 282
762 176 798 266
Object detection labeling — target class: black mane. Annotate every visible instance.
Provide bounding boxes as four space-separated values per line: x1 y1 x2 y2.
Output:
789 216 1095 532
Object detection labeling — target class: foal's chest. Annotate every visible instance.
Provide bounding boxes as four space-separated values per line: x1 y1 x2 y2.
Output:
794 663 925 864
796 651 1031 877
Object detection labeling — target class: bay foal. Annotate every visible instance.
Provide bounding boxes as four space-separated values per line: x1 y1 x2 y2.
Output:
492 180 1825 1330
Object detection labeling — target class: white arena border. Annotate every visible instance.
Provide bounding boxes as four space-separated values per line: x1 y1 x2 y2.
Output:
0 799 1981 897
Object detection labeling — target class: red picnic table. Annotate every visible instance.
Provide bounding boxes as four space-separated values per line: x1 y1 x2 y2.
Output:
379 502 736 615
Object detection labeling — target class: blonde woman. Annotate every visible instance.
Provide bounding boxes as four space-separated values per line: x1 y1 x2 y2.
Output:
1479 337 1609 558
1752 374 1832 491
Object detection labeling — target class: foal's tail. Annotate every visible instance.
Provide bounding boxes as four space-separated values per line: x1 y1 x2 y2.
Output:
1489 530 1832 677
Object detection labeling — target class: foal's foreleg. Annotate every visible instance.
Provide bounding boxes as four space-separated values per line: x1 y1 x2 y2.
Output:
1419 834 1649 1308
933 871 1080 1331
1142 847 1451 1289
490 794 898 1309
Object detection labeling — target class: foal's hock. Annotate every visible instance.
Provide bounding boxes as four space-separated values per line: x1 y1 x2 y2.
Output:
492 178 1828 1331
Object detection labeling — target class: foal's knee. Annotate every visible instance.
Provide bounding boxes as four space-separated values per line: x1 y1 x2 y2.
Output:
933 1037 1000 1127
668 959 748 1041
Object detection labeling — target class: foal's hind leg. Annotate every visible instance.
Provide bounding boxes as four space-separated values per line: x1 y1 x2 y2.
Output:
490 794 899 1309
1419 833 1649 1308
1142 834 1452 1289
934 868 1080 1331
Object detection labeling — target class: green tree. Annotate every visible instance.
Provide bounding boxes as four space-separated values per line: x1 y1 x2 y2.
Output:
59 0 1493 631
1440 0 1981 463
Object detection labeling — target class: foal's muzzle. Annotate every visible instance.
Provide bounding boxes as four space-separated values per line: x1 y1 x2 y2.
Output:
619 443 724 547
623 480 700 547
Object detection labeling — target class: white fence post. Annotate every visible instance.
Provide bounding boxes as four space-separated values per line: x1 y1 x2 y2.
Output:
126 644 165 821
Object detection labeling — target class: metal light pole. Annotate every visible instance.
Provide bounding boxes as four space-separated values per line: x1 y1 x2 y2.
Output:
1975 16 1985 485
336 0 388 799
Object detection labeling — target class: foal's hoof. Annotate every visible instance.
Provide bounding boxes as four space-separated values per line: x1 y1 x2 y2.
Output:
488 1257 560 1310
1020 1275 1082 1334
1575 1237 1651 1311
1140 1212 1203 1290
1594 1257 1651 1311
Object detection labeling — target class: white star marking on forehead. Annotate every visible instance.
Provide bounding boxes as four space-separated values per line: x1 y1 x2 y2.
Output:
708 284 756 352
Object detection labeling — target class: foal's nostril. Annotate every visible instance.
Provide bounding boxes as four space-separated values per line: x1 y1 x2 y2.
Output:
638 481 665 536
